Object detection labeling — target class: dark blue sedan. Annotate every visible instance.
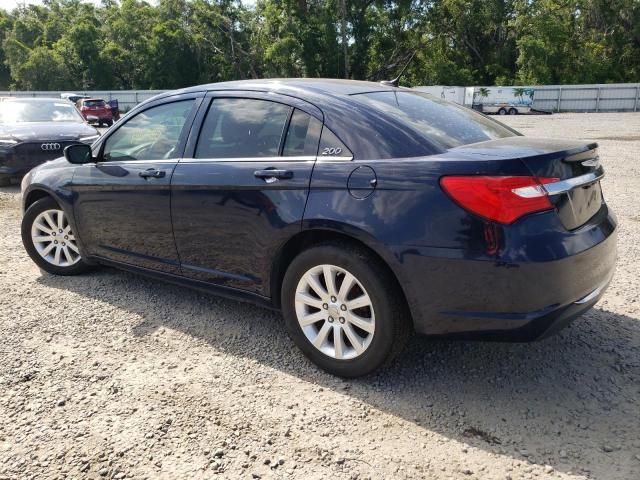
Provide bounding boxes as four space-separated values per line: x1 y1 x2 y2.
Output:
20 79 617 377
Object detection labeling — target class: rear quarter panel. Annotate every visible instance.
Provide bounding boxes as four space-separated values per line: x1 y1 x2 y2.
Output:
304 155 616 334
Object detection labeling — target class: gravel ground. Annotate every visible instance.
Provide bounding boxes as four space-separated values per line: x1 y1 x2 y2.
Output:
1 113 639 480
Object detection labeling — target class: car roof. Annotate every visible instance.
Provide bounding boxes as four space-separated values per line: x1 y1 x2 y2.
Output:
173 78 398 97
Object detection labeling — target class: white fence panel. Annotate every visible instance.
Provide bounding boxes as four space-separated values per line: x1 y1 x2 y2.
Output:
0 90 167 111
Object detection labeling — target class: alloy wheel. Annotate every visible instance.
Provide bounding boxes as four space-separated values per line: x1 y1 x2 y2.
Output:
294 264 375 360
30 209 81 267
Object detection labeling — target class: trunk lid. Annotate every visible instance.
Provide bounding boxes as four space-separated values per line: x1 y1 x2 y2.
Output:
451 137 604 229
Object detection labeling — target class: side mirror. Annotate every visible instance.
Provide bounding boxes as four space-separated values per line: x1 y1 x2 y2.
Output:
64 144 93 164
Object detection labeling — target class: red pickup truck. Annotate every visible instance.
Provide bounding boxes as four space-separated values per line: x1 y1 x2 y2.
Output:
76 98 113 127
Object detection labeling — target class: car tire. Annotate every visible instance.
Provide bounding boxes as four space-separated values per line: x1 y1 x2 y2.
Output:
106 119 113 127
508 108 518 115
498 108 507 115
21 197 92 276
281 242 411 377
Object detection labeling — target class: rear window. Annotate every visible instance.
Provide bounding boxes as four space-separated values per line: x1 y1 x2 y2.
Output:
352 91 516 149
84 100 106 107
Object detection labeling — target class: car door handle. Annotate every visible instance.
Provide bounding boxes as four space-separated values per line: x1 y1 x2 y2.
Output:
254 169 294 180
139 169 166 179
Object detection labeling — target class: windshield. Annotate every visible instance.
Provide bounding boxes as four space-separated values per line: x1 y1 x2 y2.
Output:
352 91 517 149
0 101 85 123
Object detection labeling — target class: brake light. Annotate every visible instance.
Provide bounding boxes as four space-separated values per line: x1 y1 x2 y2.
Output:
440 176 560 224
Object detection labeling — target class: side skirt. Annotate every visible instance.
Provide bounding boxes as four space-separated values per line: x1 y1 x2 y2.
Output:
90 255 278 311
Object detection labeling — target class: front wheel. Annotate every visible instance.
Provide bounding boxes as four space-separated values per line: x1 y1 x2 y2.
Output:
281 243 410 377
21 197 91 275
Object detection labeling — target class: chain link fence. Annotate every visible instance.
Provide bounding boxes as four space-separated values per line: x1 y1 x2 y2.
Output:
2 84 640 113
531 84 640 112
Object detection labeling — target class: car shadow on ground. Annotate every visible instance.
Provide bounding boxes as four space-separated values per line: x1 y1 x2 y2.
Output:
38 268 640 479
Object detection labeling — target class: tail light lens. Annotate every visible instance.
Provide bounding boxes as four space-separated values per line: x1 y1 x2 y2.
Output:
440 176 560 224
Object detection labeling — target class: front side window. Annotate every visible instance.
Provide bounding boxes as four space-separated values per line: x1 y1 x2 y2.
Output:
195 98 291 158
102 100 194 161
352 91 516 149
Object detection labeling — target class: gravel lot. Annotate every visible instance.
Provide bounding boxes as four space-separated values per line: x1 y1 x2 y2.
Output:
1 113 639 480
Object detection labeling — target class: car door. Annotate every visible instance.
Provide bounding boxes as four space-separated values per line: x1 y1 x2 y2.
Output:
71 94 202 274
171 92 322 295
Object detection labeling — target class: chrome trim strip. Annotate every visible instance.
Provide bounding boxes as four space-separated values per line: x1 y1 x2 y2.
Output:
316 155 354 161
98 158 180 165
544 169 605 196
574 284 604 305
179 156 316 164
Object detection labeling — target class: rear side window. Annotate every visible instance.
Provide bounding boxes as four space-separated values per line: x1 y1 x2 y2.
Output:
318 127 353 158
352 91 516 149
196 98 291 158
282 109 322 156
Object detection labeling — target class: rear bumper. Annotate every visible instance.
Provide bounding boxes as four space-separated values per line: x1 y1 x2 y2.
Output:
395 206 617 340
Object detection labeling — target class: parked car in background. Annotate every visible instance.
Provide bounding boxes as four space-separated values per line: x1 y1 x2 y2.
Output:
0 98 100 186
107 99 121 121
61 93 90 104
76 98 113 127
19 80 616 377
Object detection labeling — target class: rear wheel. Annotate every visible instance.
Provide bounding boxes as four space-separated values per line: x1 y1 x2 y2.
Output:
498 108 507 115
21 197 91 275
105 119 113 127
281 243 410 377
508 107 518 115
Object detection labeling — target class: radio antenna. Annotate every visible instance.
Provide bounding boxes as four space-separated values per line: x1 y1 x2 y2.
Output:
380 51 416 87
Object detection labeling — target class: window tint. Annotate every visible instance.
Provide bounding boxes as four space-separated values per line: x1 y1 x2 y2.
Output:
196 98 291 158
85 100 106 107
102 100 194 162
352 91 516 149
318 126 353 158
282 109 322 156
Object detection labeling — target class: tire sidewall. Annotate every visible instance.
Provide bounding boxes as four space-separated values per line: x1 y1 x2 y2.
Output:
21 197 90 276
281 244 398 377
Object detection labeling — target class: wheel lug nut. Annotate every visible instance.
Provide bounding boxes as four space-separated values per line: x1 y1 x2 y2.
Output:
331 296 337 302
328 317 334 323
322 303 328 310
340 304 347 311
339 317 345 324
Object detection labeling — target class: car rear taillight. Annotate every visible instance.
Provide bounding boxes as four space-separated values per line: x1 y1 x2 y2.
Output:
440 176 560 224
